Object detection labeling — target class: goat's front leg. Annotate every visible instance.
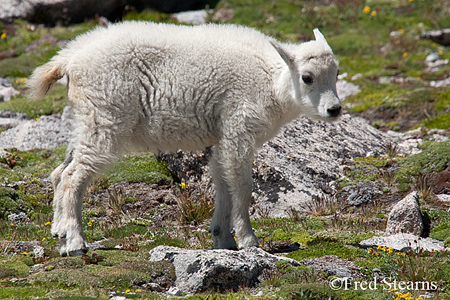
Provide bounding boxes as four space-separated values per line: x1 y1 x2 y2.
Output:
212 139 259 249
210 155 238 250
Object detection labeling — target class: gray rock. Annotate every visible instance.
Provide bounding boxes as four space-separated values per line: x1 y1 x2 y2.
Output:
336 80 361 101
359 233 450 252
426 52 440 63
420 28 450 46
0 105 73 151
7 212 30 223
33 245 45 259
0 0 127 24
253 114 394 218
430 77 450 88
344 182 383 206
386 191 423 236
173 9 211 25
0 111 28 129
0 78 19 102
161 114 395 218
148 245 299 293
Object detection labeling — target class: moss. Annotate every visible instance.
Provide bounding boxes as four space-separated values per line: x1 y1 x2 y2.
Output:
30 268 101 288
287 241 366 261
430 222 450 242
0 187 32 219
396 140 450 184
423 113 450 130
0 287 48 300
87 260 175 290
43 257 86 270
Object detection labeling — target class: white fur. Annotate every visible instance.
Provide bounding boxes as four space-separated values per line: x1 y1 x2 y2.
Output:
27 21 341 256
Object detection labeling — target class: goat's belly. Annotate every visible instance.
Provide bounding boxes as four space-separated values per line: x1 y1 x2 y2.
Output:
134 114 219 152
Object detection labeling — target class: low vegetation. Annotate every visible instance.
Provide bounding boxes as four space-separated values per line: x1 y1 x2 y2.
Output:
1 0 450 299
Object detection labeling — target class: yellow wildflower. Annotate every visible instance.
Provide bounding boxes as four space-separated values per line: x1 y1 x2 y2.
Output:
371 10 377 16
42 237 46 241
381 246 387 251
136 289 141 292
363 6 371 14
21 252 28 255
0 33 6 39
388 247 393 254
21 78 26 82
377 245 382 250
398 29 405 34
438 50 443 55
125 289 131 293
180 182 189 189
402 52 408 58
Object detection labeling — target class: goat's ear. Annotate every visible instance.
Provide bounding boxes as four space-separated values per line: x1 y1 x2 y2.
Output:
270 39 296 70
313 28 332 52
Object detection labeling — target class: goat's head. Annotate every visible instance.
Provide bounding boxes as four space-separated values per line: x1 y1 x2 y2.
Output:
271 29 342 121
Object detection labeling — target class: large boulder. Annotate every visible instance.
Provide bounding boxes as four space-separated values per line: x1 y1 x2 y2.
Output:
0 0 127 24
385 191 423 236
162 114 395 218
0 0 218 24
148 245 299 293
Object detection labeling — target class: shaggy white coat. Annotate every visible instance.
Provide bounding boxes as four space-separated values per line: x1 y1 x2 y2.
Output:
27 21 341 256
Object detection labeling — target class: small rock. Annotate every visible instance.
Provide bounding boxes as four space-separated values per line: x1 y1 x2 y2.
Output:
173 9 211 25
430 77 450 88
336 80 361 101
33 245 45 260
436 194 450 205
386 191 423 236
425 52 439 63
359 233 449 252
0 78 19 102
7 212 30 223
167 286 183 296
142 282 163 292
351 73 363 81
420 28 450 46
343 182 383 206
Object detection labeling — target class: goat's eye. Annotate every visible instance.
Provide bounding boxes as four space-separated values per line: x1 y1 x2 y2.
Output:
302 75 313 85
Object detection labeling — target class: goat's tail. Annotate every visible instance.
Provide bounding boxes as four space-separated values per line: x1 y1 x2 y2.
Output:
27 55 67 99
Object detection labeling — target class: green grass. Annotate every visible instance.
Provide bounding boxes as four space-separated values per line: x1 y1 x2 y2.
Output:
107 152 172 185
0 84 67 119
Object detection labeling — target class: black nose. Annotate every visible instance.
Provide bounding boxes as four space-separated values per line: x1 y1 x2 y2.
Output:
327 105 342 118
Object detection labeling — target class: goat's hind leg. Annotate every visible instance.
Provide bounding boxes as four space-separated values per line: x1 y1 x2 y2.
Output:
52 140 117 256
50 149 74 252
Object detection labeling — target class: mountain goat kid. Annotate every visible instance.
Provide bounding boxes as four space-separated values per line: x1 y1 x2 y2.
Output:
28 21 341 256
